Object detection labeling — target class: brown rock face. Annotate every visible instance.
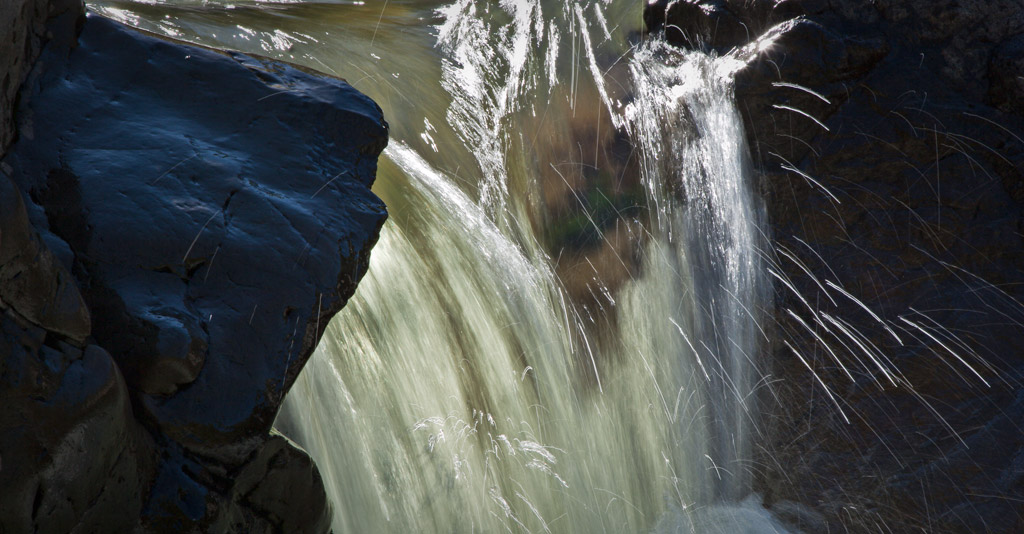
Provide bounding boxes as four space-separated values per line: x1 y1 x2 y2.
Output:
645 0 1024 532
0 0 83 152
0 0 48 153
0 175 91 343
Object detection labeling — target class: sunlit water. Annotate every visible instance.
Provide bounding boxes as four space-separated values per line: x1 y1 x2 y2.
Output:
89 1 790 532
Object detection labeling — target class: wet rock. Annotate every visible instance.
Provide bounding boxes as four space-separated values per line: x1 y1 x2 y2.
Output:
644 0 752 51
0 311 155 534
766 499 827 534
988 34 1024 116
652 0 1024 531
0 175 91 343
0 0 65 152
218 432 332 533
2 5 386 532
733 18 887 165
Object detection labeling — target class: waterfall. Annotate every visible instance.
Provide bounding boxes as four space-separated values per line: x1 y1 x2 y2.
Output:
626 41 767 503
89 1 788 531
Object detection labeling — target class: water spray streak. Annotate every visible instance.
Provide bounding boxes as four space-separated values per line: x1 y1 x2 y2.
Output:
90 0 783 531
276 3 778 530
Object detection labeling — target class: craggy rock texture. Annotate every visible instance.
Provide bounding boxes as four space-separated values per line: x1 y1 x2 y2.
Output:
0 173 152 533
647 1 1024 533
0 0 47 152
1 6 387 533
0 0 81 152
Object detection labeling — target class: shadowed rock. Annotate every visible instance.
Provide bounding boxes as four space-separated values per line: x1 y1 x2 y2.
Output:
644 0 751 51
0 175 91 343
650 0 1024 531
0 177 152 533
2 6 387 532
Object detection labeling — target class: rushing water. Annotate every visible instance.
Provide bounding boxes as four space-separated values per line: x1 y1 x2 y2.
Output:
90 1 788 532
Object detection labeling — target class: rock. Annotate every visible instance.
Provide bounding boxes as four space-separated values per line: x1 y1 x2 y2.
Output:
644 0 752 51
653 0 1024 531
0 175 91 343
0 0 51 153
217 432 332 534
0 310 155 534
733 18 887 165
2 5 387 532
988 34 1024 116
0 0 82 152
767 499 827 534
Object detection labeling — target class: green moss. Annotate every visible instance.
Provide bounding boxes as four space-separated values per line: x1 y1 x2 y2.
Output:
545 173 646 252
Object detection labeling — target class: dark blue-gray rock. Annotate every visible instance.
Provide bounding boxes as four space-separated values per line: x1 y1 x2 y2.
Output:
0 173 152 531
2 6 387 532
0 313 153 534
988 34 1024 117
2 134 150 533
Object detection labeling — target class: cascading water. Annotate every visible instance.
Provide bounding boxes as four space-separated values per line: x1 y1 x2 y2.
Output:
89 1 788 531
626 41 768 504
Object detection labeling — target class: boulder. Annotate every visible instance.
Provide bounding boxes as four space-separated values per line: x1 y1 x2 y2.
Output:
1 6 387 532
216 432 332 534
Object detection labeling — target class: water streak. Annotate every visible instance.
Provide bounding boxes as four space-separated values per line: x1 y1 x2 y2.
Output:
277 6 774 530
87 0 781 531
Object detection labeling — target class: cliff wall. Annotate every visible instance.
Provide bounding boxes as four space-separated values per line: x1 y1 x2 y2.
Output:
647 1 1024 531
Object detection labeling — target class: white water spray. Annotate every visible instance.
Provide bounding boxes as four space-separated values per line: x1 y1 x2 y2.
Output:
276 3 778 531
88 0 787 531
